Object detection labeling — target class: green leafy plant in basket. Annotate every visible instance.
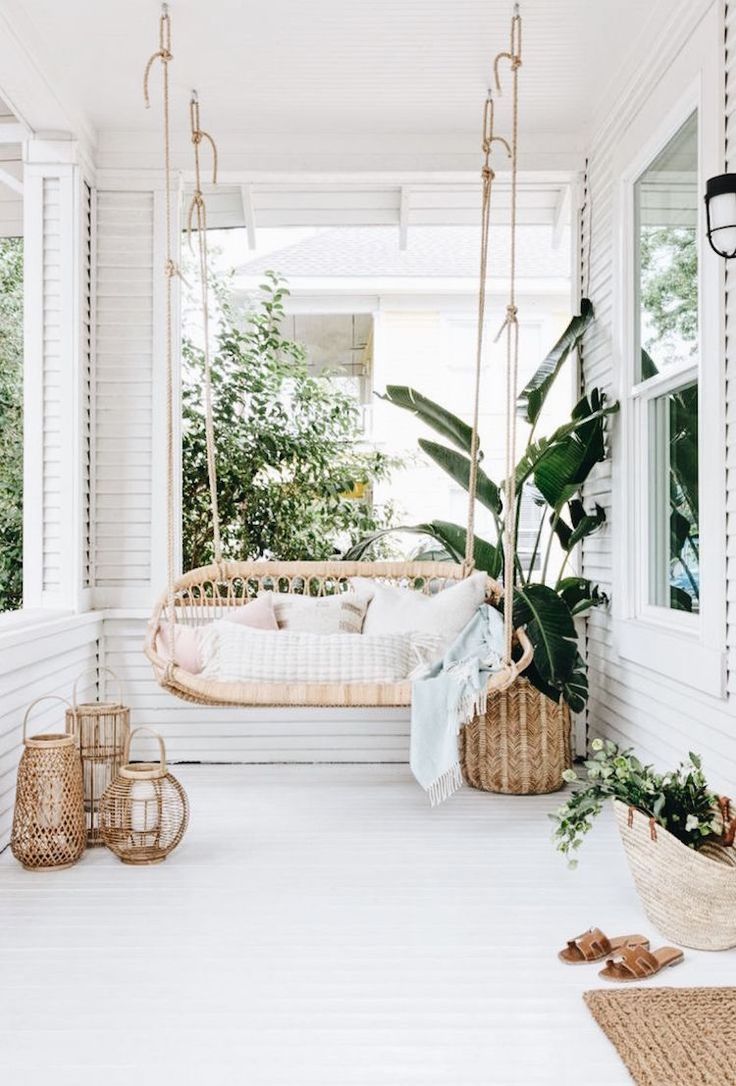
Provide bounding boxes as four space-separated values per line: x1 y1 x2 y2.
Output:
551 739 736 867
344 298 618 713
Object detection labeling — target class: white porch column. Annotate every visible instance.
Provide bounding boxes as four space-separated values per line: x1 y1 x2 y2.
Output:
22 139 91 612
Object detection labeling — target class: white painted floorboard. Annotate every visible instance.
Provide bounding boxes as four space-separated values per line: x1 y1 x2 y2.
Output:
1 764 735 1086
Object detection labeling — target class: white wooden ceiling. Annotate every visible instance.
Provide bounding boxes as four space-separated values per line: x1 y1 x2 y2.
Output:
0 0 678 173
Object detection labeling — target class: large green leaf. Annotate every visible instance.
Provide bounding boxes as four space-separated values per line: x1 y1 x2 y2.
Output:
513 583 579 689
341 526 441 562
557 576 607 616
419 439 501 514
378 385 475 454
551 497 605 554
421 520 502 578
514 392 618 506
517 299 595 425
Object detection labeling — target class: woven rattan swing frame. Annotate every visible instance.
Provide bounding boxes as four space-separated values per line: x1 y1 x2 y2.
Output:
143 4 533 708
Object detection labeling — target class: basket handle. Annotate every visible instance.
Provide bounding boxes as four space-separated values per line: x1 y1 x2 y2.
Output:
123 726 167 771
71 666 124 711
22 695 74 742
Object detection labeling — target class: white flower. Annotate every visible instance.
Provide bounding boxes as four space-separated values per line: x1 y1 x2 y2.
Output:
562 769 578 783
685 815 700 832
591 738 604 752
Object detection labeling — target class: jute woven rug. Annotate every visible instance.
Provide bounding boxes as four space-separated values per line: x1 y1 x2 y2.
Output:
584 987 736 1086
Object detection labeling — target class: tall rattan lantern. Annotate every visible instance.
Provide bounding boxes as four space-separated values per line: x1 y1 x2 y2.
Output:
66 667 130 846
99 727 189 865
11 696 86 871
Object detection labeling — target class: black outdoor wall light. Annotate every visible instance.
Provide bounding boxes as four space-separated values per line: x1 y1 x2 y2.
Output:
705 174 736 258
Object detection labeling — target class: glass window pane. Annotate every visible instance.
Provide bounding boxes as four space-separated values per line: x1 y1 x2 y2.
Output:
634 112 698 382
648 383 699 613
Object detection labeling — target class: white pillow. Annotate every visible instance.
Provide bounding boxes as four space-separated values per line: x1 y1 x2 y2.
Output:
352 571 488 645
265 591 372 634
199 621 412 684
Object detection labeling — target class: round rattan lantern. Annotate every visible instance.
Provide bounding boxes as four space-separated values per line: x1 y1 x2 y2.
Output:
99 727 189 865
66 667 130 846
11 696 86 871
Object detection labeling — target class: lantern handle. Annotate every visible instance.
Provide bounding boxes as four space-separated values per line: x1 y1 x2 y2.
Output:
71 667 125 712
22 696 74 742
123 726 167 772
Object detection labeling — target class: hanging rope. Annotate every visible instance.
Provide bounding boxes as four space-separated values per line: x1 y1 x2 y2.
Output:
144 4 178 679
494 4 522 666
187 92 223 567
464 93 510 573
466 5 522 667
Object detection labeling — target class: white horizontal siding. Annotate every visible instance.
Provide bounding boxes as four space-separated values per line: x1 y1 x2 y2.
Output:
580 1 736 795
0 618 100 850
102 617 411 764
94 191 155 590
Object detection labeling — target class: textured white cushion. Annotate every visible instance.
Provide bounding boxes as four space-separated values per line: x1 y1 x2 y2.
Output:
352 571 488 645
199 621 412 684
266 591 371 634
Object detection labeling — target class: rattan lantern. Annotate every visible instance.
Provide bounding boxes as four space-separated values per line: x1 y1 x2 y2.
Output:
11 696 86 871
66 667 130 845
99 727 189 865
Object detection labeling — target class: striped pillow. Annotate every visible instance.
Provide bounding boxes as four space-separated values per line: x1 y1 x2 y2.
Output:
199 622 412 684
267 591 371 634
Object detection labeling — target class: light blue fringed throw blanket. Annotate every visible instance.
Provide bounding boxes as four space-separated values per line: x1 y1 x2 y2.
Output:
410 604 506 806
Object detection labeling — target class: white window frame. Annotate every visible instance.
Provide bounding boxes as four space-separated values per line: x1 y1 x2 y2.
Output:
612 6 726 698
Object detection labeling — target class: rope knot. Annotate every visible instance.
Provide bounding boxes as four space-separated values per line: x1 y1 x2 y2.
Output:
482 165 495 182
505 303 518 323
164 661 176 684
192 130 203 145
164 259 177 278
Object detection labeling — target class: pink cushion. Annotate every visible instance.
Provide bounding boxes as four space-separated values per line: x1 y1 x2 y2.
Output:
157 595 278 674
157 623 202 673
227 593 279 631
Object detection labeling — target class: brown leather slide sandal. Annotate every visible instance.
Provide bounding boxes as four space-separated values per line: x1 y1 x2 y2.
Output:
598 944 684 982
558 928 649 965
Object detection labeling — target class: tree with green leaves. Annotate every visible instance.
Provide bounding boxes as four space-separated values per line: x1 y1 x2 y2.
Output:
0 237 23 613
182 272 399 569
640 223 699 612
346 299 619 712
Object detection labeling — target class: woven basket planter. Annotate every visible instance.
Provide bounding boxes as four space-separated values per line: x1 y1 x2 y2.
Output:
11 696 86 871
66 667 130 846
99 727 189 865
614 799 736 950
459 677 572 795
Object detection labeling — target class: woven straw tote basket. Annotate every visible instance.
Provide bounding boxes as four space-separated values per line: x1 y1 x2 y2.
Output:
614 799 736 950
11 696 86 871
459 678 572 795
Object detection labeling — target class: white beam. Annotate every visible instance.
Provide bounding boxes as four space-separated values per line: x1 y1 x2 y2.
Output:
0 122 27 143
399 186 410 251
240 184 257 250
552 184 572 249
0 164 22 194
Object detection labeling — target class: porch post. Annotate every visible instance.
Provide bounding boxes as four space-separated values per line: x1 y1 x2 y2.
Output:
22 139 90 612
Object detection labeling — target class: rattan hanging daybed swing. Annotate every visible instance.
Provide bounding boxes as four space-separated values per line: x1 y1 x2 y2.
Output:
143 4 532 708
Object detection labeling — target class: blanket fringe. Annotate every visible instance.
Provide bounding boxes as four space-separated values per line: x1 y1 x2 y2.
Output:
427 762 464 807
455 686 488 733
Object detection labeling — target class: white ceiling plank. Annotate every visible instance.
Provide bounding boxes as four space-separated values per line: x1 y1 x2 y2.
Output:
0 0 689 175
240 184 257 250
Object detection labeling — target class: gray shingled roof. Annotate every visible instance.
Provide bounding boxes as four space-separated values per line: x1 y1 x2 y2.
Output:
236 226 569 280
